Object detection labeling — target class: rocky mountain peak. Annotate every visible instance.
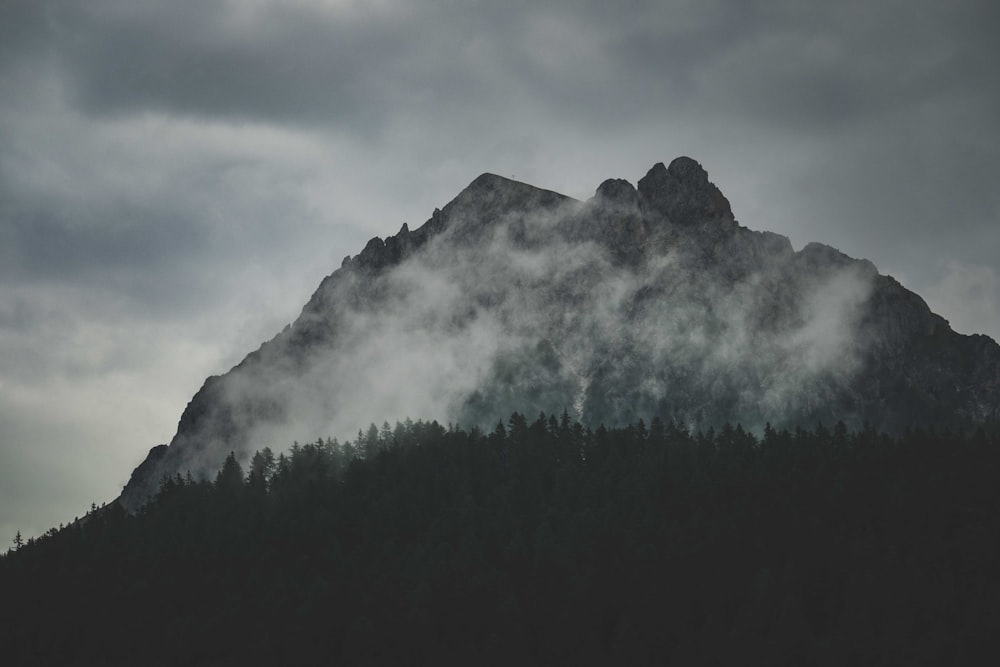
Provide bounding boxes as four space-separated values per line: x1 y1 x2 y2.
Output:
460 172 515 199
637 156 734 225
447 173 571 217
429 172 577 248
594 178 639 207
667 155 709 182
117 157 1000 513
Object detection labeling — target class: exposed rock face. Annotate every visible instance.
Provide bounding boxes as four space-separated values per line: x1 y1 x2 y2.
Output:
119 157 1000 511
637 157 735 225
595 178 640 207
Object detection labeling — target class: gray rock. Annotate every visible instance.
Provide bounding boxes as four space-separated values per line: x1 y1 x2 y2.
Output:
637 157 734 225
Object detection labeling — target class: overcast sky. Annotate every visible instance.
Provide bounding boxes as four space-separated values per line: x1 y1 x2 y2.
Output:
2 0 998 541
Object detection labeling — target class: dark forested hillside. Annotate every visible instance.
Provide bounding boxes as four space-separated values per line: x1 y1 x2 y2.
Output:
4 414 1000 666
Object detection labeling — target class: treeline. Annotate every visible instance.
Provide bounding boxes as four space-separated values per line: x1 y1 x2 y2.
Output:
3 414 1000 666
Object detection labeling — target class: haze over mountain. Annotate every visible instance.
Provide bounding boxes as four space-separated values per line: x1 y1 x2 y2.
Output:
121 157 1000 510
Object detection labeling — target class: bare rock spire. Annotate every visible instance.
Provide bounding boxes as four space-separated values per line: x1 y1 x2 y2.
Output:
637 156 734 225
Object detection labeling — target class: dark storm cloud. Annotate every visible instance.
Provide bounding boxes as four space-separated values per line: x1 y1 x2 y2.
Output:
13 1 998 169
0 0 997 540
6 1 997 126
1 190 203 283
54 2 407 130
25 0 547 133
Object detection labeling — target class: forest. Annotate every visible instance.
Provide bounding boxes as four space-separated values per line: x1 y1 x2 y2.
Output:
2 413 999 666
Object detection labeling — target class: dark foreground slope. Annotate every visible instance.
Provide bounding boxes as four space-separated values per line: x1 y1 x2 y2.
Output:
121 158 1000 510
4 417 1000 665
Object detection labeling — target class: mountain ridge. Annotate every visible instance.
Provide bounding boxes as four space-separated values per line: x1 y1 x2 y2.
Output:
120 157 1000 511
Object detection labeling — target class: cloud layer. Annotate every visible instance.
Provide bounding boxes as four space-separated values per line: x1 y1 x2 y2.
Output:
1 0 997 538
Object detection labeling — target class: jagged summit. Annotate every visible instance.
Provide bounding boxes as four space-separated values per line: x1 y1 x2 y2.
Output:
594 178 638 203
437 172 575 235
118 158 1000 511
637 156 734 225
448 172 574 214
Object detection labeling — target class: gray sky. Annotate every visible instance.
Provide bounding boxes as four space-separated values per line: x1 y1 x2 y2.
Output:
2 0 998 541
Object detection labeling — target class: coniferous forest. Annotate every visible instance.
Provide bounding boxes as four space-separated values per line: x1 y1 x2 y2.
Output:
3 413 1000 666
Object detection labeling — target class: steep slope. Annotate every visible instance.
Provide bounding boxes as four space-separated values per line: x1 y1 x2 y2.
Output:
120 157 1000 510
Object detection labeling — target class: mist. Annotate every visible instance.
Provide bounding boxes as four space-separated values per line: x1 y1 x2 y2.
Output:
119 163 904 509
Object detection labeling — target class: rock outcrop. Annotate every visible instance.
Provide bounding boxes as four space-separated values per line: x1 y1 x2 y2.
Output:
637 157 735 225
119 157 1000 511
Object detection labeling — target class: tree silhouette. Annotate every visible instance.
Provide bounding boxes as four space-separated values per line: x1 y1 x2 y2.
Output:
214 451 244 492
1 414 998 665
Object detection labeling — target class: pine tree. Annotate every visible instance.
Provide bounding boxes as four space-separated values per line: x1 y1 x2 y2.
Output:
215 451 245 492
247 447 276 492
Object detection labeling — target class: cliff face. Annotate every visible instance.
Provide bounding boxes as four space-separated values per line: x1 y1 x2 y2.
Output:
120 157 1000 510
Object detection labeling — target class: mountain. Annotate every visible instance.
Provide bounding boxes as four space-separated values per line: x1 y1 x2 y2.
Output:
120 157 1000 510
